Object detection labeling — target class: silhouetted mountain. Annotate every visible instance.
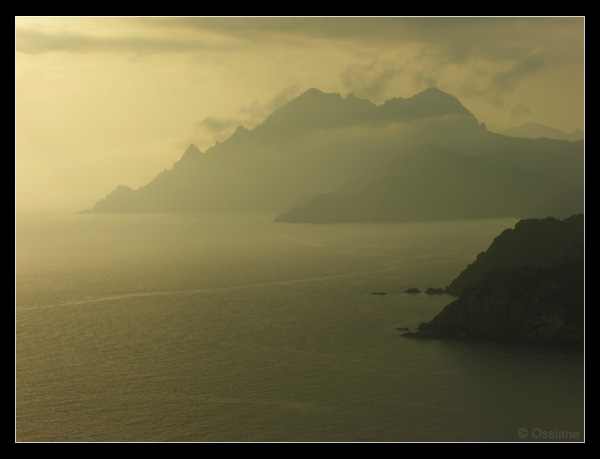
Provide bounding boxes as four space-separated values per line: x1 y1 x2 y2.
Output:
86 87 584 219
405 214 584 346
253 87 476 139
502 122 584 142
275 142 583 223
379 87 474 120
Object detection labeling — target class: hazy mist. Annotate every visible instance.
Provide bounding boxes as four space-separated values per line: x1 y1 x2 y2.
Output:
15 17 584 213
15 17 585 443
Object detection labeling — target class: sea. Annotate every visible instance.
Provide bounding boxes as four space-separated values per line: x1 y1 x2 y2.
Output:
15 212 585 442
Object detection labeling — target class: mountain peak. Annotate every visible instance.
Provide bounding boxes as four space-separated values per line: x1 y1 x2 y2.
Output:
382 86 475 119
185 143 201 154
256 87 373 136
292 87 341 104
178 143 202 163
413 87 461 101
418 86 447 96
301 87 327 96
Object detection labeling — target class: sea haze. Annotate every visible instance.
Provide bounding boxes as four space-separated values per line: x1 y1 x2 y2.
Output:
15 213 584 442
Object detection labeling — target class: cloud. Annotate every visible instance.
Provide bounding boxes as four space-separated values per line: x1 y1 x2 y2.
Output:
239 84 301 121
489 52 550 94
479 49 578 107
145 17 410 44
340 57 402 100
194 116 239 136
190 84 303 148
16 17 584 59
15 24 241 56
510 103 533 122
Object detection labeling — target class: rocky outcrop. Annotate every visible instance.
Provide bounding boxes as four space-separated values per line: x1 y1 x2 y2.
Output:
405 214 584 346
445 214 584 296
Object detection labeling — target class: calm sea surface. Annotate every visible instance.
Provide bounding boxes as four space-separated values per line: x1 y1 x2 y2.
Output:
15 213 585 442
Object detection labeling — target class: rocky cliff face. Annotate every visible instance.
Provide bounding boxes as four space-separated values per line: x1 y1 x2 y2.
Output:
445 214 584 296
405 214 584 346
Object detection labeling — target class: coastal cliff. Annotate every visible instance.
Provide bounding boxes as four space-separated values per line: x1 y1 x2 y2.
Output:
405 214 584 346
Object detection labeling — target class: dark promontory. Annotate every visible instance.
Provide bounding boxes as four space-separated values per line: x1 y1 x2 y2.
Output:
405 214 584 346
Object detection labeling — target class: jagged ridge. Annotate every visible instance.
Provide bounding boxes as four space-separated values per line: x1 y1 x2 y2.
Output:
85 87 583 219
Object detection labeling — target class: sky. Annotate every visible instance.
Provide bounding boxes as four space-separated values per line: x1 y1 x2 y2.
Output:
15 16 585 213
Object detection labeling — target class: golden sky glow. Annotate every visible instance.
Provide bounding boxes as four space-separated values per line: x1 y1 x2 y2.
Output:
15 17 585 212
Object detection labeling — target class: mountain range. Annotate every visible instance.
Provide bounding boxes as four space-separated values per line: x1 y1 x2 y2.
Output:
502 122 584 142
86 87 584 223
274 142 583 222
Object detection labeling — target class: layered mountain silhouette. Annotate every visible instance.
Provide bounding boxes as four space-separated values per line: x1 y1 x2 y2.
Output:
275 142 583 222
86 87 584 222
502 122 584 142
